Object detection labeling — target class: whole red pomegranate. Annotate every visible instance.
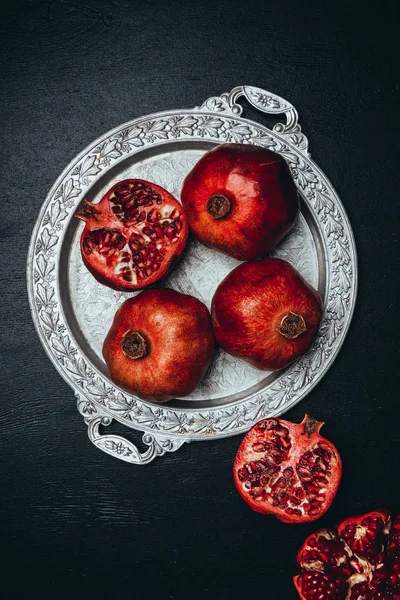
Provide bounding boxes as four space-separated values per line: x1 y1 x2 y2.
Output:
233 415 341 523
102 288 215 402
294 510 400 599
211 258 323 371
181 143 299 260
76 179 188 291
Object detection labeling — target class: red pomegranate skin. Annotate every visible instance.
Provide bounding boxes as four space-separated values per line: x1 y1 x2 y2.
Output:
76 179 188 291
181 143 300 260
211 258 323 371
102 288 215 402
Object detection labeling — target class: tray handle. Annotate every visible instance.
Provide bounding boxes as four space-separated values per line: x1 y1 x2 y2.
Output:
77 395 187 465
204 85 310 156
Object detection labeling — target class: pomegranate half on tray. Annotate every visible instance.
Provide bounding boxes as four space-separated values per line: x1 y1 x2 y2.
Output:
75 179 188 290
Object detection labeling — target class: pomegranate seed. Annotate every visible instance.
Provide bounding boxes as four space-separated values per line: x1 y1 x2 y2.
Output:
114 183 130 197
153 224 164 239
256 420 269 431
301 451 314 463
280 492 290 504
291 497 302 507
131 252 141 265
252 441 268 452
249 490 261 499
143 226 154 237
124 208 138 221
283 467 294 478
295 487 306 500
266 466 279 476
174 218 183 233
106 250 118 266
248 461 258 473
83 240 92 254
259 473 271 486
129 234 145 250
147 209 161 222
308 506 322 517
162 222 177 240
83 229 126 257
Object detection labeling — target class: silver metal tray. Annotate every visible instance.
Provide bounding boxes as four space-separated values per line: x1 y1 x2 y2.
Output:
27 86 357 464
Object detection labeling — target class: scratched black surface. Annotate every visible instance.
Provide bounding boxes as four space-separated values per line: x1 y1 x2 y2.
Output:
1 0 399 598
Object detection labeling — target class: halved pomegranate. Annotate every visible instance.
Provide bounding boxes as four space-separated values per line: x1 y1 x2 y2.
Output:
233 415 342 523
294 510 400 599
102 288 215 402
181 143 300 260
76 179 188 290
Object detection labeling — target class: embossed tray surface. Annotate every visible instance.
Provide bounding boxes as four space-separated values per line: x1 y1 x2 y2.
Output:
27 86 357 464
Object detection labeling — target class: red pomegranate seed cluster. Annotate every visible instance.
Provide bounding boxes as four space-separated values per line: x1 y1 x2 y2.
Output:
77 179 187 290
234 416 342 524
294 511 400 600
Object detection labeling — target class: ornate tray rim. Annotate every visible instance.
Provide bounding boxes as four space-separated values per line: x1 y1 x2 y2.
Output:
27 86 357 464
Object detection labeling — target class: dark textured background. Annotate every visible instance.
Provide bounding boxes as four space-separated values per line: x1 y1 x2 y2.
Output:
1 0 399 598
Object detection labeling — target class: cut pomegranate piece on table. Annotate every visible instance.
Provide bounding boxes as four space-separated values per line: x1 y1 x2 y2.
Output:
102 288 215 402
211 258 323 371
233 415 341 523
337 510 391 563
294 572 348 599
181 143 300 260
75 179 188 290
294 510 400 599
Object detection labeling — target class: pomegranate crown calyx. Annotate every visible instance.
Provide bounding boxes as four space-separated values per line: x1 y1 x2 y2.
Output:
121 330 148 360
279 312 307 339
206 194 232 219
301 414 324 437
75 200 101 221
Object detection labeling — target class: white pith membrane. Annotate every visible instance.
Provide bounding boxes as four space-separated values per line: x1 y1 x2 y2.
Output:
82 182 184 285
295 512 400 599
237 419 337 518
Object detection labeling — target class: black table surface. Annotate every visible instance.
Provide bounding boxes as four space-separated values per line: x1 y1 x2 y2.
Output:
1 0 399 598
